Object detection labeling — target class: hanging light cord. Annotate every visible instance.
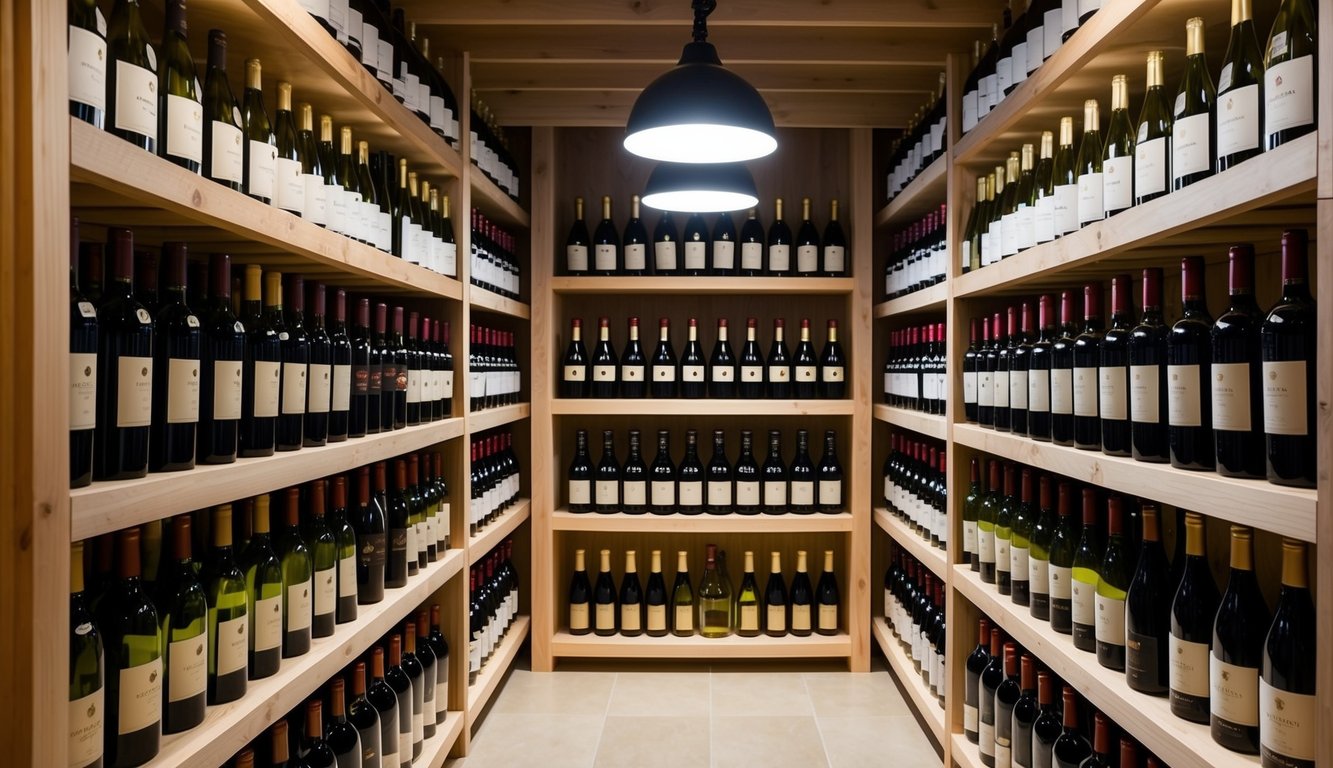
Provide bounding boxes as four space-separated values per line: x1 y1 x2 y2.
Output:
692 0 716 43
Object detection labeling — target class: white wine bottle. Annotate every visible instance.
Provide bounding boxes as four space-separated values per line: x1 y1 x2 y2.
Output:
698 544 733 638
1134 51 1172 205
98 527 163 767
1217 0 1265 172
159 515 208 734
157 0 202 173
1075 99 1105 226
567 548 591 635
1102 75 1135 216
203 503 248 704
790 549 814 637
1032 131 1057 244
106 0 158 152
816 550 840 636
736 551 761 638
243 496 284 679
671 550 695 636
69 540 105 768
1172 18 1216 190
1052 116 1079 236
1263 0 1317 149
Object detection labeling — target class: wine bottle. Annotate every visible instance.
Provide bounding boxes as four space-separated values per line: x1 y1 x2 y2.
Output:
794 198 821 276
1024 298 1054 440
302 284 332 445
69 0 108 129
384 459 411 588
1047 482 1078 634
735 430 761 515
733 317 766 399
1010 467 1035 606
1070 488 1103 653
1129 267 1170 462
671 550 695 636
789 429 816 515
145 243 200 473
1260 538 1316 767
1168 256 1216 470
1212 245 1265 478
347 300 372 438
763 551 787 637
976 459 1000 584
351 465 387 604
271 82 305 217
793 319 819 399
1028 475 1056 621
324 677 361 765
299 699 337 768
961 457 982 571
1096 275 1132 456
698 544 733 638
1125 502 1170 695
642 206 678 274
978 626 1003 765
98 527 163 766
305 482 337 639
644 550 669 637
1262 0 1317 148
593 196 620 275
270 272 308 453
388 307 408 430
327 477 357 623
790 549 814 637
347 661 382 766
703 430 733 515
155 0 203 172
761 430 788 516
649 317 678 398
1211 525 1269 753
594 429 620 514
1217 0 1264 171
681 212 709 276
1013 654 1040 768
621 429 648 515
198 30 243 190
298 104 331 231
276 488 313 658
568 548 592 635
69 223 98 488
384 634 413 765
158 515 207 733
678 430 705 515
564 197 589 275
995 642 1022 768
767 198 792 276
560 318 589 398
1052 116 1079 237
1093 496 1131 671
242 496 283 680
1170 511 1219 723
817 430 844 514
1071 286 1104 439
724 550 759 638
1172 18 1217 190
739 208 765 276
614 195 647 275
999 153 1021 259
68 539 104 768
985 165 1005 267
369 303 391 435
199 505 249 707
1051 686 1093 767
964 617 990 742
994 310 1014 431
963 178 987 274
708 318 737 398
1032 672 1062 768
819 319 847 399
590 317 619 399
1046 292 1074 445
1135 51 1173 205
815 550 840 636
705 210 737 275
1101 75 1135 216
766 318 792 398
94 229 153 480
1079 712 1114 768
239 59 277 204
368 647 400 768
649 429 676 515
327 290 351 441
1011 304 1033 436
619 317 647 398
1262 229 1317 487
822 199 848 276
678 318 707 398
106 0 158 151
995 463 1017 595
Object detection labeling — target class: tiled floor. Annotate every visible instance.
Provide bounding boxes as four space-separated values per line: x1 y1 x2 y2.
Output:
446 657 943 768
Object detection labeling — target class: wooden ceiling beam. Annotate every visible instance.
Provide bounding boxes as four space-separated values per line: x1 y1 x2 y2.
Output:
471 60 944 92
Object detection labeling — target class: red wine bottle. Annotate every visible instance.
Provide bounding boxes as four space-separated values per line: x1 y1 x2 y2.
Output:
69 220 99 487
679 318 707 399
303 284 333 443
564 196 589 275
964 317 981 421
238 265 278 457
622 195 648 276
793 319 819 399
795 198 821 276
652 210 679 276
594 430 620 514
766 318 792 398
389 307 408 429
1099 275 1133 456
682 212 709 276
1260 538 1316 767
559 317 589 398
327 290 351 440
1050 291 1077 445
978 626 1004 765
375 303 395 431
821 199 848 277
705 429 733 515
1032 672 1062 767
149 242 201 473
590 317 618 399
649 429 675 515
708 318 737 398
1210 525 1269 753
1128 268 1169 462
738 208 764 277
1072 283 1103 451
978 315 996 428
273 273 308 451
567 429 592 513
618 316 646 398
1169 511 1218 723
677 430 705 515
738 317 765 399
761 430 788 516
621 429 648 515
995 642 1023 768
649 317 677 399
1261 229 1317 487
788 429 816 514
819 319 847 399
1012 654 1040 768
817 430 843 514
964 617 991 743
766 198 792 276
1011 304 1034 436
1167 256 1215 470
94 228 153 480
994 309 1015 432
1051 686 1093 767
734 430 761 515
592 195 619 276
710 211 736 276
1211 245 1265 478
1125 502 1170 695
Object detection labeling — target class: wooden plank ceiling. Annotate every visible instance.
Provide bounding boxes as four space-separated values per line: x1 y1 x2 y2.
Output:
406 0 997 128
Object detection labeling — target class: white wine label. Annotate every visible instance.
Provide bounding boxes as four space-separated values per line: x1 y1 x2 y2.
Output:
1028 368 1050 412
1130 364 1161 422
1167 364 1202 426
116 356 153 428
769 366 790 383
736 481 760 506
315 566 336 620
332 364 351 412
685 241 707 270
1211 658 1260 725
1034 195 1056 244
1094 592 1126 646
593 244 616 271
623 243 646 271
68 687 104 766
1216 83 1260 158
712 366 734 382
1010 545 1029 581
977 527 995 564
651 480 675 507
675 604 694 632
979 720 995 757
1099 365 1127 420
286 579 312 632
823 245 845 274
712 240 736 270
1030 556 1050 595
790 481 814 506
646 604 667 632
338 554 357 599
978 371 995 407
253 594 282 651
620 605 641 632
1043 8 1063 57
210 121 245 183
1262 361 1308 435
281 362 307 415
994 371 1010 408
792 605 811 632
964 703 979 734
740 242 763 271
247 140 276 200
996 56 1013 95
168 633 207 702
1077 171 1105 224
1260 678 1317 761
1073 366 1098 417
622 481 646 507
1134 136 1167 198
1049 565 1071 600
796 245 819 274
69 26 107 112
996 744 1012 768
764 480 787 507
679 481 703 506
768 244 790 272
595 480 619 507
117 656 162 735
963 520 977 557
166 357 201 424
164 93 204 165
1169 634 1210 696
995 537 1011 573
796 365 817 383
252 361 281 418
1266 56 1315 138
962 90 979 133
569 602 589 631
683 364 705 382
1103 155 1133 211
652 365 675 382
708 480 732 507
69 352 98 430
563 364 585 382
305 174 328 226
819 480 842 508
594 603 615 631
742 365 763 383
737 604 759 632
963 371 979 404
1053 183 1079 235
1211 362 1252 431
113 60 157 139
274 156 305 214
822 366 844 383
593 364 616 383
1071 575 1096 625
1172 113 1212 180
654 242 678 271
818 604 837 631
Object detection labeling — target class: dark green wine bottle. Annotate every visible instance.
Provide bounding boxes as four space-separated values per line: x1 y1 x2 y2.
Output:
1171 17 1217 190
157 0 202 173
158 514 207 733
69 540 105 768
201 29 243 190
106 0 158 151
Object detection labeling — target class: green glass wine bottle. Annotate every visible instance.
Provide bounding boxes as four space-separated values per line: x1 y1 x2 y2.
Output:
243 495 284 679
158 514 207 733
202 503 247 704
69 540 105 768
98 527 163 767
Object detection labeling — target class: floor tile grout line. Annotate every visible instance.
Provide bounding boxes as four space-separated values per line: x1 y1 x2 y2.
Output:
803 672 836 768
589 671 618 768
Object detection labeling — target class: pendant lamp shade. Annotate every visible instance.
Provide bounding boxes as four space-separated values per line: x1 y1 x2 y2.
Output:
624 39 777 164
641 161 759 213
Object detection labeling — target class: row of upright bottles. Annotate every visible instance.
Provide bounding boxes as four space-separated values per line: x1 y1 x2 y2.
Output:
468 430 523 537
883 206 948 300
563 196 848 278
885 73 948 200
882 551 946 707
881 436 948 550
470 208 522 299
961 236 1317 487
882 322 948 415
467 542 522 684
469 93 523 203
467 324 522 411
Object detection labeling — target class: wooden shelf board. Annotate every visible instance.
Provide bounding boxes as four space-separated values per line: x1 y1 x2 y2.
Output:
875 154 949 230
550 630 853 659
70 418 466 541
953 566 1261 768
70 119 464 300
470 170 531 229
467 615 531 724
953 134 1318 297
469 286 532 319
417 711 467 768
873 508 947 580
551 399 856 417
149 549 466 768
872 405 948 440
951 733 984 768
872 617 946 745
552 509 855 533
874 282 949 318
549 276 857 295
468 499 532 564
467 402 532 433
952 424 1317 542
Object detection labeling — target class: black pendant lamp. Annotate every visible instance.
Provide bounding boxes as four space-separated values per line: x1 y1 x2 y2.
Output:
623 0 778 164
641 162 759 213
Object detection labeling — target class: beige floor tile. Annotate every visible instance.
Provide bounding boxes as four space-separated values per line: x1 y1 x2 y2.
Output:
816 715 942 768
492 667 618 715
802 671 913 718
592 716 710 768
456 713 604 768
607 671 712 716
710 715 830 768
710 671 814 716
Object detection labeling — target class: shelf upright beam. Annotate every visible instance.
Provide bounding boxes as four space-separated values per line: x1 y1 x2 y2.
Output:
849 127 876 672
1317 202 1333 768
529 126 558 671
0 1 70 766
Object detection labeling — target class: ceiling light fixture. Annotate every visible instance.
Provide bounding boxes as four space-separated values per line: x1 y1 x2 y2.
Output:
623 0 778 164
640 162 759 213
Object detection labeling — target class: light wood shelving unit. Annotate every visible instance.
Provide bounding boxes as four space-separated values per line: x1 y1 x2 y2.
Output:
873 405 949 441
466 615 532 725
874 508 947 581
552 510 857 533
550 629 853 659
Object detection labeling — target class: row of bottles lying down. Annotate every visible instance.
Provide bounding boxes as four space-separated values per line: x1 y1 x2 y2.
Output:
959 453 1316 764
567 427 844 516
961 234 1318 488
69 453 455 767
569 546 840 638
70 225 458 487
962 6 1317 274
563 196 848 277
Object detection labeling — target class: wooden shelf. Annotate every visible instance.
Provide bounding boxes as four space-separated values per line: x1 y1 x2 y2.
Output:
953 134 1317 298
469 286 532 319
875 153 948 230
470 170 531 230
549 276 856 295
953 565 1261 768
70 418 466 541
148 549 466 768
467 615 531 724
70 119 464 299
552 509 856 533
874 508 947 580
872 617 946 745
953 424 1317 542
416 711 467 768
467 402 531 432
873 405 948 440
550 629 853 659
469 499 532 564
951 733 984 768
874 282 949 318
551 399 855 417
